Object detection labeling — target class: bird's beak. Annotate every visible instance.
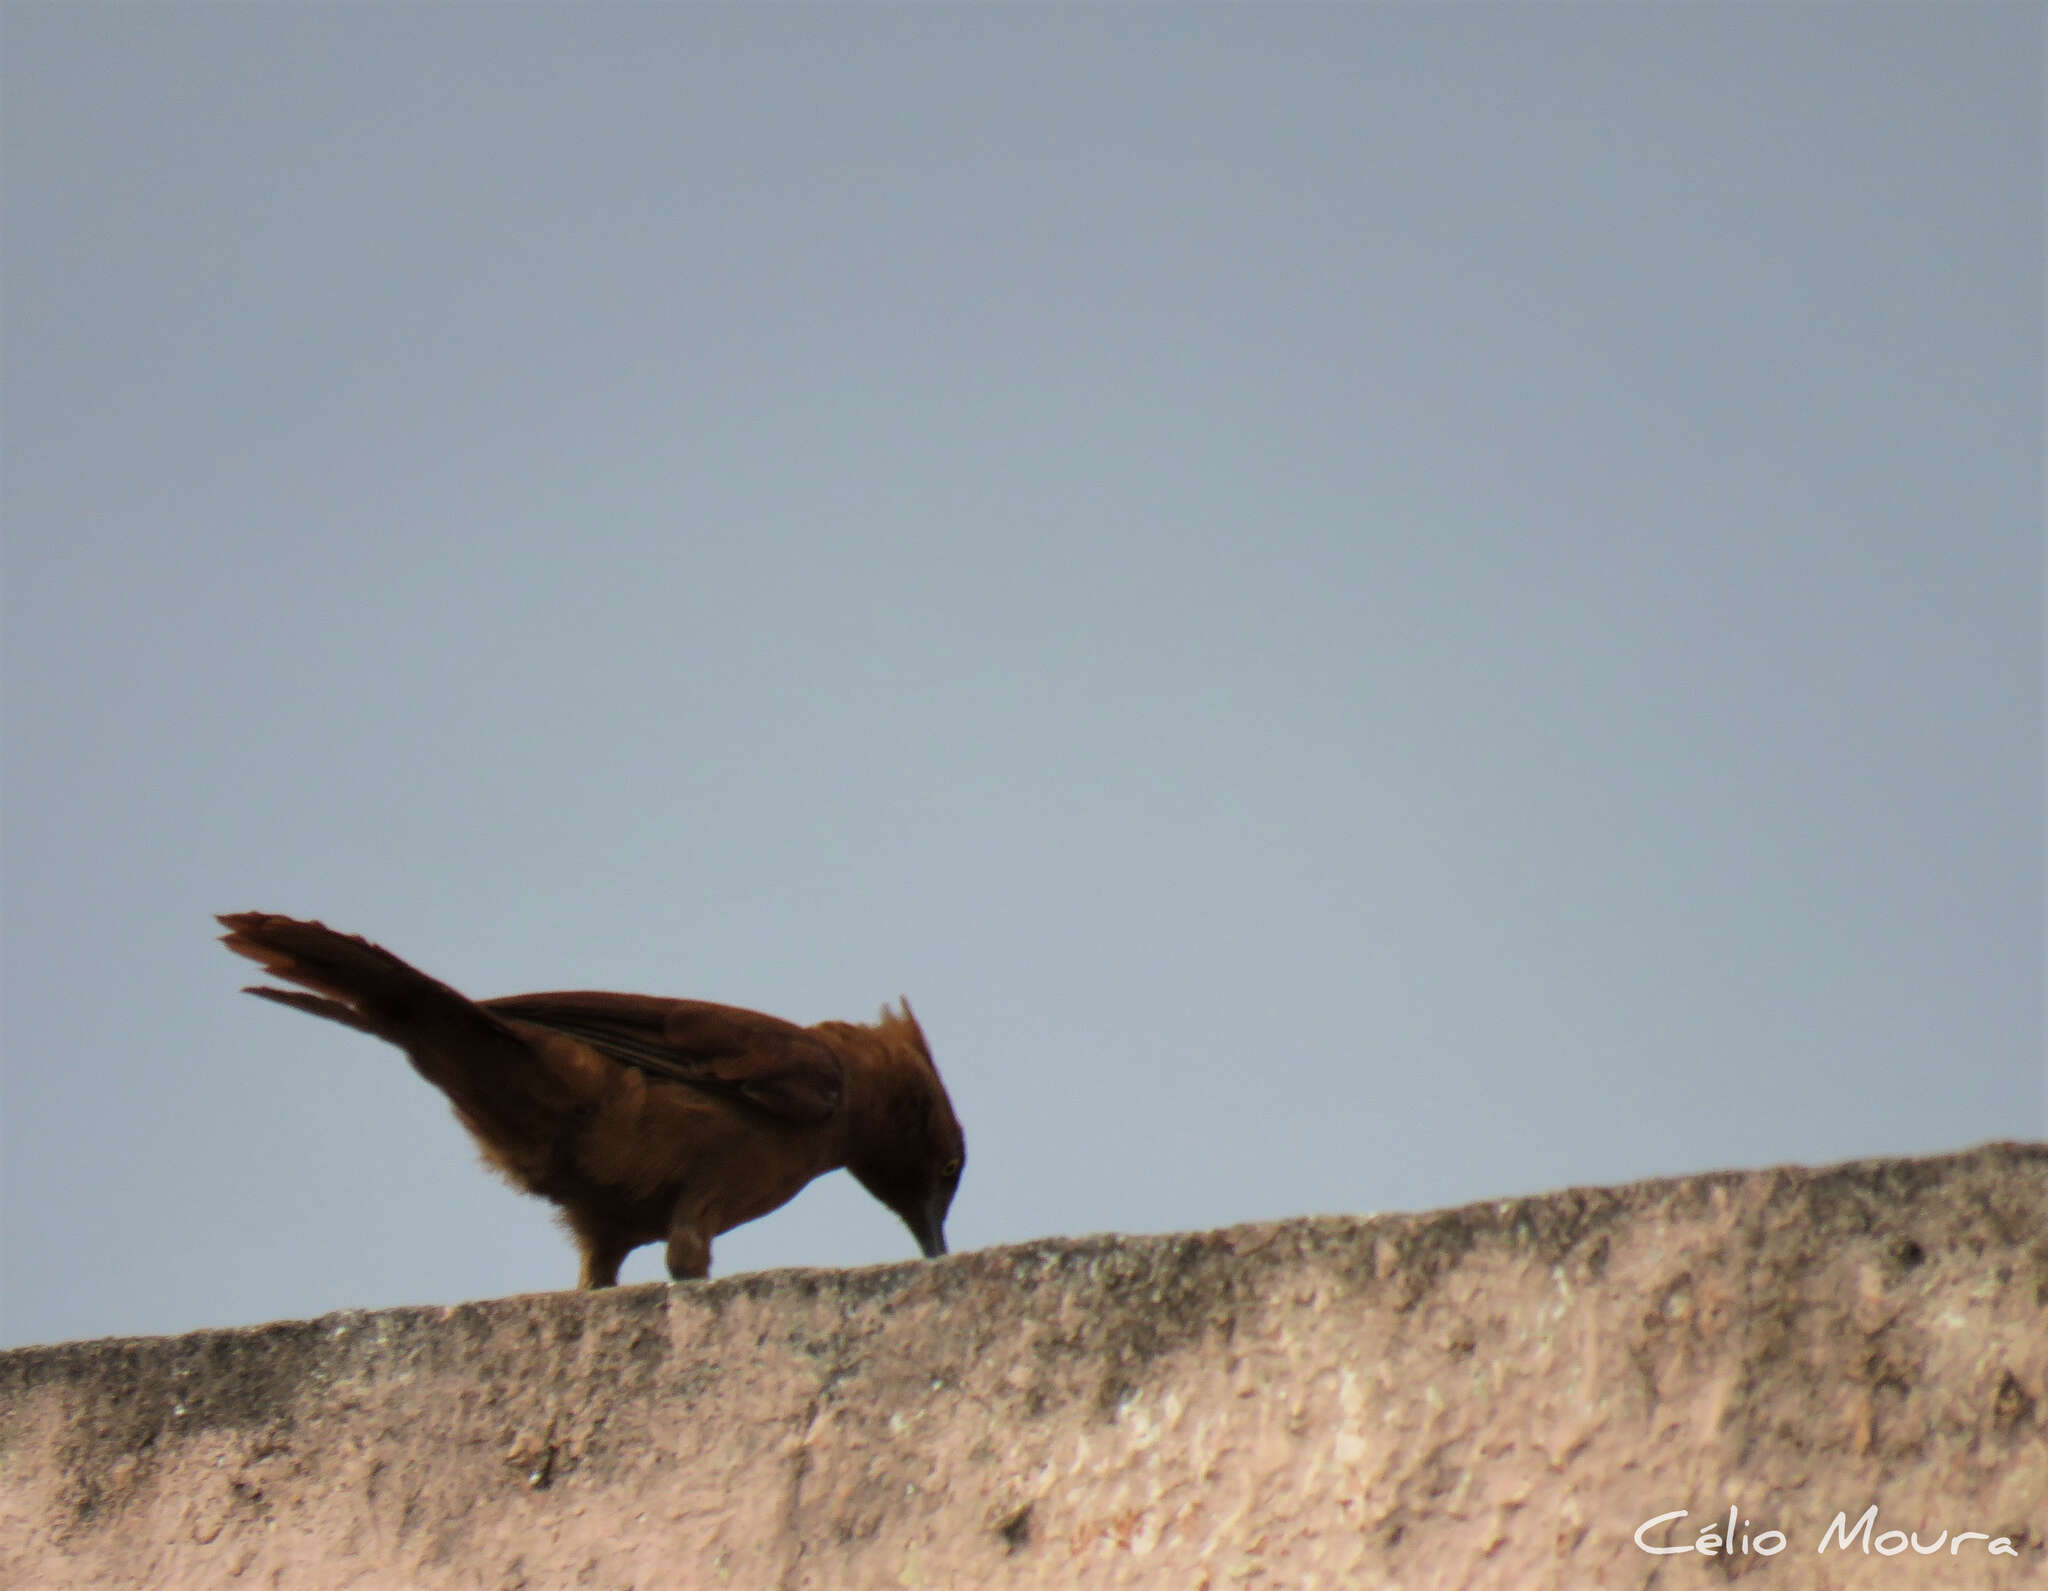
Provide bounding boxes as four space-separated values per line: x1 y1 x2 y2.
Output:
912 1198 948 1260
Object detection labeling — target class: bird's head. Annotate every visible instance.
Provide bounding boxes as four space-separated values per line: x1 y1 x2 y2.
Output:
839 999 965 1261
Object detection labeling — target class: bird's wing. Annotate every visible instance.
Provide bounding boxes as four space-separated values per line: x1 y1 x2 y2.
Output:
480 991 844 1124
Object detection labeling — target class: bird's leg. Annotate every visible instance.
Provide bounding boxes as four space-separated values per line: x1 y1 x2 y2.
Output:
575 1232 630 1290
665 1212 712 1282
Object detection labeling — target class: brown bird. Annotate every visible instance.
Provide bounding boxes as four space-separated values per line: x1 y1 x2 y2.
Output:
217 912 965 1288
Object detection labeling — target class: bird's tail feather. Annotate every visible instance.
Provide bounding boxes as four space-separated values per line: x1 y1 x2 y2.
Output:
217 912 578 1144
244 985 382 1035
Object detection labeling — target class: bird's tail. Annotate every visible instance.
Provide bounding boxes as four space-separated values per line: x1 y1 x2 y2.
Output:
217 912 578 1148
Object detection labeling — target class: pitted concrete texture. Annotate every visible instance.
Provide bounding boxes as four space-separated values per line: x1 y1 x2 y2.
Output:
3 1143 2044 1590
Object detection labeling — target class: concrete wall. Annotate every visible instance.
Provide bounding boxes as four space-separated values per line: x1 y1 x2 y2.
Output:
3 1142 2043 1589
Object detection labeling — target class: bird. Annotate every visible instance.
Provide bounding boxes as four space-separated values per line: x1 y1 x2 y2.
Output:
216 912 965 1288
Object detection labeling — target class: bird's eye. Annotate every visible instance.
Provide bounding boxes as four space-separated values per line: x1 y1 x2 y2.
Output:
942 1158 962 1180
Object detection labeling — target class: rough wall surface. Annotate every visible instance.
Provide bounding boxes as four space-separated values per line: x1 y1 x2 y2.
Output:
3 1143 2043 1590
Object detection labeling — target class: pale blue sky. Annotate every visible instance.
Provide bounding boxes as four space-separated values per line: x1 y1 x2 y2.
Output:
4 5 2040 1349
